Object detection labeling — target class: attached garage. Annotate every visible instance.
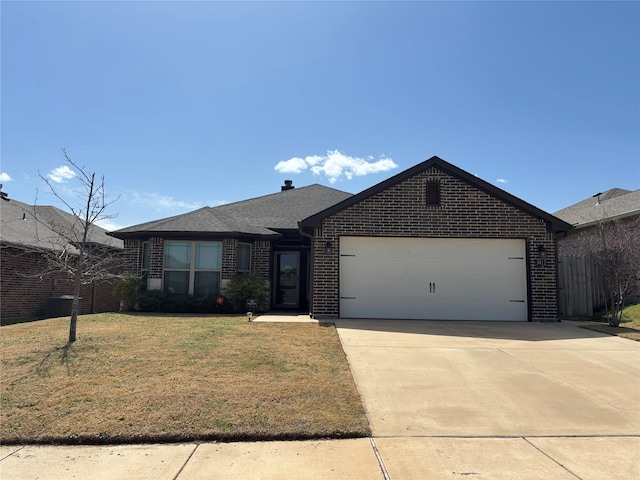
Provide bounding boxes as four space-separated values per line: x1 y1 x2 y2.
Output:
300 156 572 322
339 237 528 321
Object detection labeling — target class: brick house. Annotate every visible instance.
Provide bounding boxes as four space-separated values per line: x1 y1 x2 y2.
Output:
110 156 571 321
0 195 123 322
554 188 640 316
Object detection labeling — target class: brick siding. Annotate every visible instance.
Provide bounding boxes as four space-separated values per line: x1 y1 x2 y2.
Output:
311 167 559 321
1 246 120 321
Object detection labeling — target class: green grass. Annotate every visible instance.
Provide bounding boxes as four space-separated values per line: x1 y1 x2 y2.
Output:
581 303 640 341
0 314 370 444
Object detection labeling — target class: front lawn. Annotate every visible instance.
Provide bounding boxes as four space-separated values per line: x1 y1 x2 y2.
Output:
580 303 640 341
0 314 370 444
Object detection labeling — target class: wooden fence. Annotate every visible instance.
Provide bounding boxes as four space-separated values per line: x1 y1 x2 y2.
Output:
557 254 606 318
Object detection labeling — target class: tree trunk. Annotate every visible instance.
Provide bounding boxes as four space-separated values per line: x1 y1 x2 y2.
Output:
68 253 85 344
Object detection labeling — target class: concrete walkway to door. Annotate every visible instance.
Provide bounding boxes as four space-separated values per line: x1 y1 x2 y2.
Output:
334 319 640 479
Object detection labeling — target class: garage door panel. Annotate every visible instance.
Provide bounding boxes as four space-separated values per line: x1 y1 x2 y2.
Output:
341 295 527 321
339 237 528 321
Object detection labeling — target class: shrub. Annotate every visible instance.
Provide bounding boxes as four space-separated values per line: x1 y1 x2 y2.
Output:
136 290 166 312
224 272 269 312
113 274 144 312
135 290 233 314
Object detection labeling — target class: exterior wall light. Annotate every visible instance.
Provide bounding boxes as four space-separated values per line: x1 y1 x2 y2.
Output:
324 241 333 254
537 244 547 266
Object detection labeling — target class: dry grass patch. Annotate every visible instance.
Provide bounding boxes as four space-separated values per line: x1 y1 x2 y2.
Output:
1 314 370 444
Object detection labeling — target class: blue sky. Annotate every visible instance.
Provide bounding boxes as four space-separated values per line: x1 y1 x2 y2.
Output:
2 1 638 230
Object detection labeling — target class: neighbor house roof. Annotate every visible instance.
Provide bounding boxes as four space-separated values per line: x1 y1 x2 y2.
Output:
109 184 353 239
553 188 640 228
0 196 123 252
300 156 572 234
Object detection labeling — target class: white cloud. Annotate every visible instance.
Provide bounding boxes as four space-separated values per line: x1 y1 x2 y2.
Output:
496 178 508 184
274 157 311 174
275 150 398 183
47 165 76 183
0 172 13 182
95 218 126 232
127 192 206 212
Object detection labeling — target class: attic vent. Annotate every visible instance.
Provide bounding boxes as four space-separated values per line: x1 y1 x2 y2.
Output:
425 180 441 206
281 180 295 191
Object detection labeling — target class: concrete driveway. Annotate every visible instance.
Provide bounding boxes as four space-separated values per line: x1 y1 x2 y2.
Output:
334 319 640 479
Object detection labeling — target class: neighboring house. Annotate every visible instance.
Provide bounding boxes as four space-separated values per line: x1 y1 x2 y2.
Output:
110 156 572 322
0 193 124 322
554 188 640 317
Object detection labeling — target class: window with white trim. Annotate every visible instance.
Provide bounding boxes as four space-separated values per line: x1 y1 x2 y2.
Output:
238 243 251 272
163 241 222 297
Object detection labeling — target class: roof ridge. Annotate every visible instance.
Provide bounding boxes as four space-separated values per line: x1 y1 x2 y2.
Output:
211 183 351 210
118 206 213 232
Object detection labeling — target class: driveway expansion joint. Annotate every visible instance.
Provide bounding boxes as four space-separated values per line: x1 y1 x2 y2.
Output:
523 437 582 480
369 437 391 480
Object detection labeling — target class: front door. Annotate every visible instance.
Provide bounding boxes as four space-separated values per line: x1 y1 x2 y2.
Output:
274 252 299 308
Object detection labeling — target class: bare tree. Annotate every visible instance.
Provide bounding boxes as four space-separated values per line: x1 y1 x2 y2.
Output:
35 149 121 344
579 215 640 326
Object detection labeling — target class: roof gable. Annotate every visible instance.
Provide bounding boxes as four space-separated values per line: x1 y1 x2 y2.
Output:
300 156 572 233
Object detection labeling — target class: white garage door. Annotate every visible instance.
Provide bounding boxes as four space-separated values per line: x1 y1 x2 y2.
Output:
339 237 528 321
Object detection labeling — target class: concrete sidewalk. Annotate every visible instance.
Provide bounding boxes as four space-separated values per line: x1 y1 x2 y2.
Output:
0 439 385 480
3 435 639 479
2 319 639 479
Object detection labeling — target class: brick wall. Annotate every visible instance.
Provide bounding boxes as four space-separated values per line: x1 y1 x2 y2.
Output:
1 245 120 321
222 238 238 280
311 167 558 321
251 240 272 281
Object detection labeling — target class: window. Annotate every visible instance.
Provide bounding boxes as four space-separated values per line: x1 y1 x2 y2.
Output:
238 243 251 272
163 241 222 297
141 242 149 271
425 180 441 206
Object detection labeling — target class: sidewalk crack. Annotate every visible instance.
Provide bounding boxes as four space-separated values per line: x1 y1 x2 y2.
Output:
173 443 200 480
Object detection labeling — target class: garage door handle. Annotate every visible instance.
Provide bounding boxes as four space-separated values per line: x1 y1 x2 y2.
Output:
429 282 436 293
433 282 436 293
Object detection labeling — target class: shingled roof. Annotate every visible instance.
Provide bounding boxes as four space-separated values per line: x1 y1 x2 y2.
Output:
554 188 640 228
109 184 353 239
0 197 123 252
